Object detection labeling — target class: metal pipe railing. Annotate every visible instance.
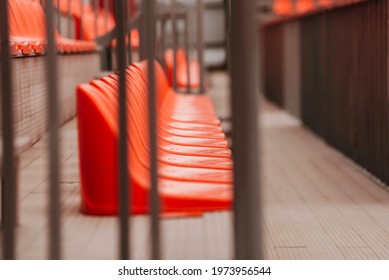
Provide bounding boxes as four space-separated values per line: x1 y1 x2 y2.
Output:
184 13 191 93
115 0 130 260
197 0 205 93
79 0 84 40
126 0 133 65
57 0 61 33
94 0 98 40
1 0 17 261
172 0 178 91
104 0 109 34
145 0 160 260
230 0 262 259
160 18 167 71
156 9 191 93
67 0 72 38
95 12 141 46
0 0 243 261
45 0 62 260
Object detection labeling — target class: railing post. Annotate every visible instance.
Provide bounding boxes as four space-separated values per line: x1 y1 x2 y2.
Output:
161 18 167 71
197 0 205 93
115 0 130 260
104 0 109 33
145 0 160 260
68 0 72 38
0 0 16 260
94 0 98 39
184 12 191 93
45 0 61 260
172 0 178 91
230 0 262 259
126 0 133 65
80 0 84 40
57 0 61 33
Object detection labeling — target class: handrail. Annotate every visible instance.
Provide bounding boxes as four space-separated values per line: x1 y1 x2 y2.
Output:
94 8 189 47
95 11 142 46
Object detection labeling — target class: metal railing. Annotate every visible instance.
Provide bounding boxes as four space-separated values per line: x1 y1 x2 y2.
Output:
262 0 389 186
0 0 16 260
229 0 262 260
0 0 261 260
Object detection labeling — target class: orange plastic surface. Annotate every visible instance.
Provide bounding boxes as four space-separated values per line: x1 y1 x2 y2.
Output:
77 61 232 215
318 0 332 6
296 0 315 13
273 0 294 16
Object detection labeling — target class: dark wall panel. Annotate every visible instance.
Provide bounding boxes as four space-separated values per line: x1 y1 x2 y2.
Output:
263 0 389 186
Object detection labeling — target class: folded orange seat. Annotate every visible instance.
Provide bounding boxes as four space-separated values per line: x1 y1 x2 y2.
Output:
164 49 201 90
8 0 96 56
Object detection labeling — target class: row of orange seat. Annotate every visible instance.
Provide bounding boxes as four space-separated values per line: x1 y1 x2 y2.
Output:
77 61 232 215
54 0 140 49
8 0 96 56
273 0 332 16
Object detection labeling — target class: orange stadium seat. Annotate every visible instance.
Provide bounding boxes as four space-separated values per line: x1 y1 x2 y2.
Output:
272 0 294 16
77 61 232 215
54 0 140 49
164 49 201 90
296 0 315 13
8 0 96 56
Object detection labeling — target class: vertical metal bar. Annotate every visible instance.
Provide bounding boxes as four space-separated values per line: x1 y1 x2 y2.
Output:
139 1 147 60
94 0 98 39
230 0 262 259
145 0 160 260
161 18 167 71
45 0 61 260
0 0 16 260
172 1 178 91
156 19 161 62
115 0 130 260
226 0 231 78
104 0 109 33
184 13 191 93
197 0 205 93
79 0 84 40
68 0 72 38
126 0 133 65
57 0 61 33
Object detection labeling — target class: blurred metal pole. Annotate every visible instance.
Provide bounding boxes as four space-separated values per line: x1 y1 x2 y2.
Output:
57 0 61 33
0 0 16 260
197 0 205 93
172 0 178 91
45 0 62 260
139 1 147 60
80 0 84 40
94 0 98 39
126 0 133 65
145 0 160 260
225 0 231 77
161 18 167 71
104 0 109 33
68 0 72 38
230 0 262 259
184 13 191 93
115 0 130 260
